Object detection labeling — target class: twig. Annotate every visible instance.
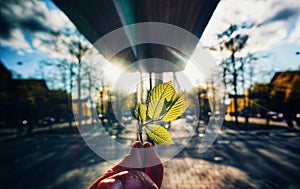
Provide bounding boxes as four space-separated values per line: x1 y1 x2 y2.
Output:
141 116 165 126
138 122 143 143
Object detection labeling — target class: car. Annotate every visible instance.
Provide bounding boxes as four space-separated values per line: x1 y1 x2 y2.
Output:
186 115 194 123
267 111 284 121
121 110 133 124
122 116 132 124
296 113 300 126
38 117 55 127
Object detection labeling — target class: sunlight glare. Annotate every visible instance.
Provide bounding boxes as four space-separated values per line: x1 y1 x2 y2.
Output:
103 63 124 84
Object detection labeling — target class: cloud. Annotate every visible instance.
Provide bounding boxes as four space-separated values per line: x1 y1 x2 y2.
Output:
201 0 268 47
256 0 300 46
0 0 74 51
201 0 300 52
31 31 93 63
287 23 300 45
262 8 298 24
0 28 31 51
17 50 25 56
247 21 289 51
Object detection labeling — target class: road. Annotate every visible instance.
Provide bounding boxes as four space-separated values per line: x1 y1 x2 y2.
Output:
0 122 72 142
0 125 106 189
225 114 295 127
0 120 299 188
186 127 300 188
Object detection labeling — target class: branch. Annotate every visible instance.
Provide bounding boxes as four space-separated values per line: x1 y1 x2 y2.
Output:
138 122 143 143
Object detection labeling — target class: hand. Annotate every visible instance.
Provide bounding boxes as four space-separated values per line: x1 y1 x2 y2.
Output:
87 141 163 189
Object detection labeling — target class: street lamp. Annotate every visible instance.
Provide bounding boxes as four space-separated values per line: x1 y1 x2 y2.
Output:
97 85 109 122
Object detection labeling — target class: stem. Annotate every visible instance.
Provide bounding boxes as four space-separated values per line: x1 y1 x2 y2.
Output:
142 116 165 126
138 122 143 143
139 132 143 143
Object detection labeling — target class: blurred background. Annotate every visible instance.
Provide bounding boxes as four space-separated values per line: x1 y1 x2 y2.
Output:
0 0 300 188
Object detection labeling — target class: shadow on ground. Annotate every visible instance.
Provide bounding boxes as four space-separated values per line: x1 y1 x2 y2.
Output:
183 122 300 188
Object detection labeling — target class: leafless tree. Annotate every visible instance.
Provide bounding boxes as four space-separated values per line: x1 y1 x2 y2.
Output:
217 24 250 125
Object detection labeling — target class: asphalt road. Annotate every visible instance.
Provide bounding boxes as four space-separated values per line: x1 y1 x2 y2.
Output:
0 121 299 188
186 127 300 188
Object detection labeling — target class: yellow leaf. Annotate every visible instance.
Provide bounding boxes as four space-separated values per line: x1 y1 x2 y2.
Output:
134 103 146 122
163 92 187 122
148 82 175 119
146 124 174 145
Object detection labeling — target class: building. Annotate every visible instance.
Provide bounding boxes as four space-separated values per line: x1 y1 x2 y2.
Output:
269 70 300 116
0 61 68 127
227 70 300 118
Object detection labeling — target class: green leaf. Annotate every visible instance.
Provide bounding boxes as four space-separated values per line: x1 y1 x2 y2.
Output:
134 103 146 122
146 124 174 145
148 82 175 119
162 92 187 122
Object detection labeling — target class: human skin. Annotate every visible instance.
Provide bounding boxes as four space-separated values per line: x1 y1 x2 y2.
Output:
87 141 163 189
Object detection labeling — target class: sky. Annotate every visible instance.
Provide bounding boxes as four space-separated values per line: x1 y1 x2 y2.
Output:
201 0 300 82
0 0 76 79
0 0 299 87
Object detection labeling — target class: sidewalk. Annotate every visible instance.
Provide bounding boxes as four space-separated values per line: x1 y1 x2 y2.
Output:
162 157 259 189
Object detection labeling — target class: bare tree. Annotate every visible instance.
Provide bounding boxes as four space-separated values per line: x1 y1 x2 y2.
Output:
62 31 91 126
218 24 250 125
41 29 92 126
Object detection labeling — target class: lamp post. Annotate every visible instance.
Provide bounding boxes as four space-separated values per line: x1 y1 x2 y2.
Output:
68 62 75 127
99 86 105 122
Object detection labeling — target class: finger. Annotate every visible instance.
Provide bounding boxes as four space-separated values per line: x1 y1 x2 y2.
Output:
143 142 164 188
87 141 144 189
112 141 144 170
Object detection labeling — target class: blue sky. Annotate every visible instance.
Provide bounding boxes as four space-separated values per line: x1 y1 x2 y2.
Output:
0 0 299 84
0 45 46 78
0 0 75 79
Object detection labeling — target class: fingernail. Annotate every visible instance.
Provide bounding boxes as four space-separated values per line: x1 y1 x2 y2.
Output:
143 142 153 148
132 141 143 148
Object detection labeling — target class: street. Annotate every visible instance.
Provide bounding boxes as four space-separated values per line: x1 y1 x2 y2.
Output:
0 119 299 188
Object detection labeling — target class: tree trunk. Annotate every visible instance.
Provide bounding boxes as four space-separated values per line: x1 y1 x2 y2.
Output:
231 52 239 125
77 62 82 127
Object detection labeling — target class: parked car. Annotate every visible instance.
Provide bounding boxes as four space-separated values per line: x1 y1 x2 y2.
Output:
38 117 55 127
121 110 133 124
296 113 300 127
267 111 284 121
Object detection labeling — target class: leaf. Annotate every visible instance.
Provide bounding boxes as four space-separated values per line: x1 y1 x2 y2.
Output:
134 103 146 122
146 124 174 145
162 92 188 122
148 82 175 119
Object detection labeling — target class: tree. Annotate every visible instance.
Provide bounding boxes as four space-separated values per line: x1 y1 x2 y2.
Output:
217 24 250 125
57 30 92 126
39 29 92 126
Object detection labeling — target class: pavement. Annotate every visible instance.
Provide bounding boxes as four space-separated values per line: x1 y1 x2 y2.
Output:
0 119 300 188
162 157 258 189
161 129 300 189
